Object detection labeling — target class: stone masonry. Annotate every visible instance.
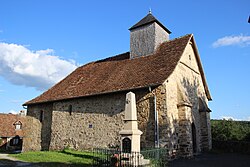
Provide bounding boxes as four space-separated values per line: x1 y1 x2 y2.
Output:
162 41 212 157
25 40 211 158
24 14 211 159
22 116 41 152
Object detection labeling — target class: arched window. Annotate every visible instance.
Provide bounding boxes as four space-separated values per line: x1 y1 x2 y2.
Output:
40 110 44 122
122 137 131 153
68 105 72 115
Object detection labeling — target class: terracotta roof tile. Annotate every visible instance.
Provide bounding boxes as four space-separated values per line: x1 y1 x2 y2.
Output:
24 34 193 105
0 114 24 137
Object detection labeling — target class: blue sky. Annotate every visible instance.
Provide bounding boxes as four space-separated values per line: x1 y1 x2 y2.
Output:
0 0 249 120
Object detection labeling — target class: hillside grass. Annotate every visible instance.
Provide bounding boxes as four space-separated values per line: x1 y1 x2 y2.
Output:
10 149 94 166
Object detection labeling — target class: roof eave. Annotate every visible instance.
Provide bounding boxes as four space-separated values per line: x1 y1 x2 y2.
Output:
129 20 171 34
190 36 212 101
23 83 162 106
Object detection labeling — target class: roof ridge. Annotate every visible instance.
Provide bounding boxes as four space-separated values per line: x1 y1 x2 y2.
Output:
97 35 193 63
129 13 171 34
95 52 130 63
168 34 193 42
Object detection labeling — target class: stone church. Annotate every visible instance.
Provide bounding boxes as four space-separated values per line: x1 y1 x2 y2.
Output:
23 12 212 158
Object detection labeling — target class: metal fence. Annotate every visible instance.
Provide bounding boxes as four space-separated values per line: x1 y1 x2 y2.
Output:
92 148 168 167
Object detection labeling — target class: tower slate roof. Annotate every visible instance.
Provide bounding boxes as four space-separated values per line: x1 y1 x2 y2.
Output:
24 34 211 105
129 13 171 34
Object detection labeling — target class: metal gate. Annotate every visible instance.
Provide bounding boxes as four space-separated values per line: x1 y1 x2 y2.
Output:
92 148 168 167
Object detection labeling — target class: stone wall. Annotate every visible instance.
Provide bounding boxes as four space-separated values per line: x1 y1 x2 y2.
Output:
136 85 167 149
22 116 41 152
26 87 167 152
26 103 53 150
49 93 126 150
49 88 167 151
163 41 212 157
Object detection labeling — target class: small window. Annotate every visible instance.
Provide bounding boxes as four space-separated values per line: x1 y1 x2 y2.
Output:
68 105 72 115
15 124 21 130
14 121 22 130
40 110 44 122
13 138 19 145
10 136 20 146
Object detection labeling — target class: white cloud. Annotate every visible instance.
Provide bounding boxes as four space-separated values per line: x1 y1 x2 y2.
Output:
212 34 250 48
0 43 78 90
36 48 54 56
8 109 18 114
221 116 250 121
246 117 250 121
221 116 236 121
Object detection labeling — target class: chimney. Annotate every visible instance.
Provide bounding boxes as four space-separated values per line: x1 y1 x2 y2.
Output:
129 12 171 59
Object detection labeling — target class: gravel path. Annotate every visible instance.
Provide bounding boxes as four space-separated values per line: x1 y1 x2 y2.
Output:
0 153 32 167
169 152 250 167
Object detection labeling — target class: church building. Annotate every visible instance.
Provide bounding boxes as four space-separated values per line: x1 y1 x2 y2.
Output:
23 12 212 158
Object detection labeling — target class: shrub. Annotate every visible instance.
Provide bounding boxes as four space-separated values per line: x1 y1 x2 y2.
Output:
211 119 250 153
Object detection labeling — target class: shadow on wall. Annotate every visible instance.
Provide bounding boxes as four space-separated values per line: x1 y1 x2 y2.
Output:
22 115 44 152
134 86 181 158
40 107 53 151
135 88 156 149
180 77 211 153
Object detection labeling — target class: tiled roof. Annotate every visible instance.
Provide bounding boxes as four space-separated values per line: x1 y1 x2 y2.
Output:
0 113 24 137
25 34 210 105
129 13 171 34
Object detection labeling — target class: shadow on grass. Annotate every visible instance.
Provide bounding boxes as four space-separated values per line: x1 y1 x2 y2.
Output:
0 158 91 167
3 149 96 167
61 149 94 159
33 162 91 167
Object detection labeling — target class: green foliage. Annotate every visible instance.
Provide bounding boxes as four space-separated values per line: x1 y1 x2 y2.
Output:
211 119 250 141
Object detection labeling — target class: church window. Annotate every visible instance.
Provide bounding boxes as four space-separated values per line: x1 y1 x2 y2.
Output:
68 105 73 115
40 110 44 122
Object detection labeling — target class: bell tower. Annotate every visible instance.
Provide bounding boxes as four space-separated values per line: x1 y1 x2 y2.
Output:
129 11 171 59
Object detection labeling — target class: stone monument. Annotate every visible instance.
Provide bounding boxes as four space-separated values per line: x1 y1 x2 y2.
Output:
119 92 142 153
119 92 150 166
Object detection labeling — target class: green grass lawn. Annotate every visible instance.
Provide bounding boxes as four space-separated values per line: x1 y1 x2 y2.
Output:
10 149 94 166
